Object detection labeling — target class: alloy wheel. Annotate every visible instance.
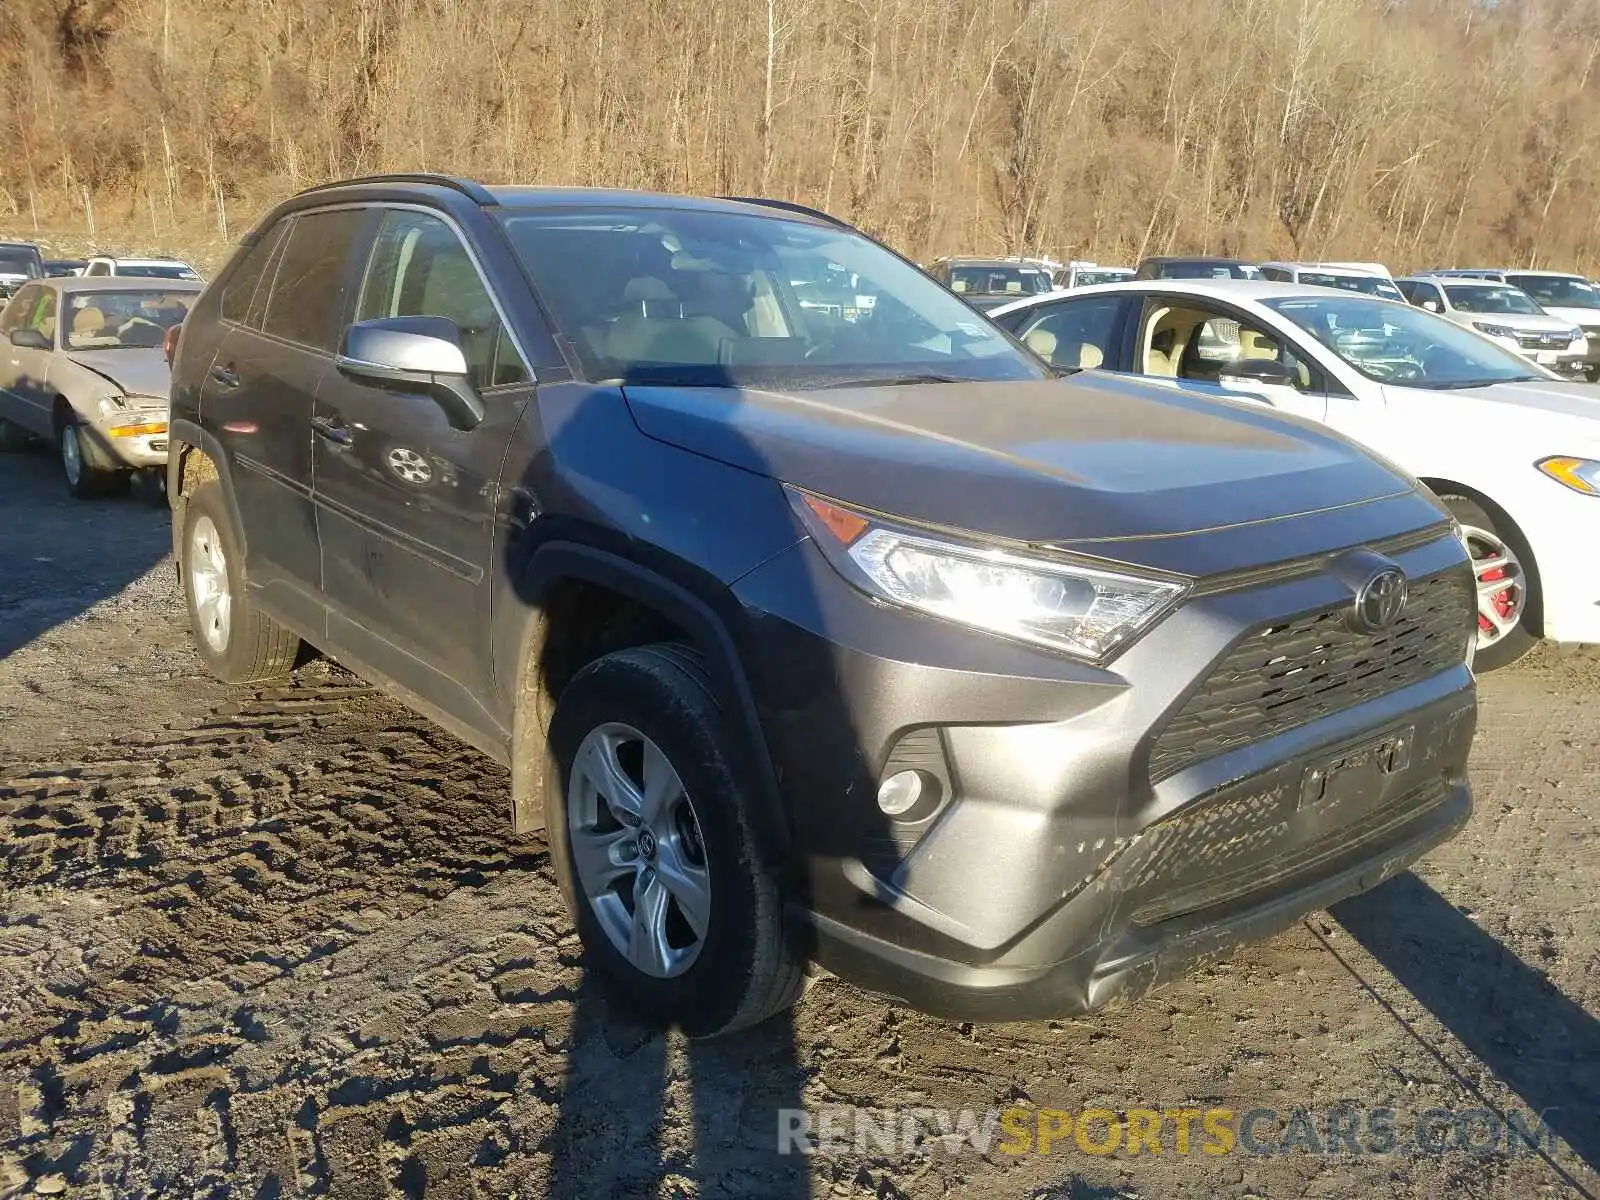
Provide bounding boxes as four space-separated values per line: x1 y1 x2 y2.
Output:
567 722 711 979
60 425 82 487
188 514 233 653
1460 522 1525 651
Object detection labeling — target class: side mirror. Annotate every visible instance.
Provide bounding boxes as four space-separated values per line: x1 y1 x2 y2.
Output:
1422 300 1441 312
8 328 50 350
1218 357 1294 387
336 316 484 430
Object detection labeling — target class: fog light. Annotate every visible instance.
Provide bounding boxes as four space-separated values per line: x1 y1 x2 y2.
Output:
877 770 925 817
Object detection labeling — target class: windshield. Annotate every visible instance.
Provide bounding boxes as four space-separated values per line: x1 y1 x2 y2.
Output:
947 265 1052 297
0 249 41 278
117 263 199 280
1443 284 1543 316
63 289 196 350
1161 261 1262 279
1505 274 1600 310
495 208 1048 388
1299 272 1405 301
1077 269 1133 286
1264 295 1547 388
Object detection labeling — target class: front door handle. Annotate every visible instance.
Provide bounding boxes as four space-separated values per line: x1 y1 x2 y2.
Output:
210 364 239 389
310 414 353 446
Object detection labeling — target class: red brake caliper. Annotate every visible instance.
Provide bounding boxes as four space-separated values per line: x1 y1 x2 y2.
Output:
1478 564 1513 634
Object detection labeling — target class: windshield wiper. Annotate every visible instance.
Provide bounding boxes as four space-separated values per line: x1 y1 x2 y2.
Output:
823 373 970 388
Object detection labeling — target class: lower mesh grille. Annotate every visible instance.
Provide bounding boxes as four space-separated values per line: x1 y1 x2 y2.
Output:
1127 776 1453 926
1148 571 1470 782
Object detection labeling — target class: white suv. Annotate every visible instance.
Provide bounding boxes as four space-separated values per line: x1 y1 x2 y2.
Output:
1397 275 1587 378
83 256 202 281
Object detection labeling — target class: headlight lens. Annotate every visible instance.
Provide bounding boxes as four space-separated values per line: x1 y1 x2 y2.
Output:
1472 321 1515 339
1536 455 1600 495
788 487 1187 662
1571 328 1587 342
96 394 127 419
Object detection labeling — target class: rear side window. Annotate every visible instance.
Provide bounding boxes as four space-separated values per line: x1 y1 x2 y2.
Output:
1015 297 1128 370
221 221 287 325
260 209 368 352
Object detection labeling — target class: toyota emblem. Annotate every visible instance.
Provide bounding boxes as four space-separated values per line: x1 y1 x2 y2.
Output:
1352 567 1408 632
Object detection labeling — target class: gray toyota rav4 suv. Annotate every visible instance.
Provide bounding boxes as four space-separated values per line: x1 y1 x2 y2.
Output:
167 175 1477 1036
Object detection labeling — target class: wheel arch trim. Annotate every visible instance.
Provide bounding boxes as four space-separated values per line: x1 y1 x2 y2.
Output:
509 542 792 864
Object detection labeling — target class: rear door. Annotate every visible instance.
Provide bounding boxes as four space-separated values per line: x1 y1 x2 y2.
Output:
311 207 534 733
202 207 370 631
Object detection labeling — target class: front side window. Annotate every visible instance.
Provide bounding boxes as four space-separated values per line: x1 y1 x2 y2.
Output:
1505 274 1600 309
357 210 528 389
1264 295 1545 388
25 290 58 343
63 289 195 350
260 208 368 351
495 207 1049 389
1014 297 1127 371
1442 284 1542 316
1177 311 1318 391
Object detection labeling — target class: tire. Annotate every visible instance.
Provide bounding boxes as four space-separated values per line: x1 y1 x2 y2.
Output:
56 414 123 499
1442 494 1537 672
543 643 802 1037
181 481 300 684
0 418 32 452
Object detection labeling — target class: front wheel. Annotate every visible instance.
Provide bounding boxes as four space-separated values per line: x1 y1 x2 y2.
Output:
57 416 123 499
543 644 802 1037
1443 494 1537 672
181 481 301 683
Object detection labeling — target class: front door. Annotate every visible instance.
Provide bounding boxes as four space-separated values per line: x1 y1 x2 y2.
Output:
313 208 533 734
0 284 58 436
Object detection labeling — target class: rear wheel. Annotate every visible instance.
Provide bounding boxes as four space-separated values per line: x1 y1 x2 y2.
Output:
182 481 300 683
543 644 802 1037
1442 494 1536 672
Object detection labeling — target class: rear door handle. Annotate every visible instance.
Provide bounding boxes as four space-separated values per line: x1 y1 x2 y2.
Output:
210 364 239 389
310 414 353 446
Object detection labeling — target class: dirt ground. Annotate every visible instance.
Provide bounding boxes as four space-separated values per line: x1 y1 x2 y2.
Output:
0 446 1595 1200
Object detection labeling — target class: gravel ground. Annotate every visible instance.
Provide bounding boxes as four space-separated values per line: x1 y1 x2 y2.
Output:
0 445 1596 1199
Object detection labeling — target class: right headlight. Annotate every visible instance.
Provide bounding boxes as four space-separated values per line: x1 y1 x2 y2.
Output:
1472 321 1516 339
787 486 1188 663
1535 455 1600 495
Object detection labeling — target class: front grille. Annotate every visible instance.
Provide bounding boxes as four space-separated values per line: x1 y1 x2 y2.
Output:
1517 331 1571 350
1148 571 1470 782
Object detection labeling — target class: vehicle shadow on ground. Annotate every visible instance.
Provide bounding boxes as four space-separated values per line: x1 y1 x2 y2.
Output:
515 358 888 1197
1333 871 1600 1176
0 445 168 658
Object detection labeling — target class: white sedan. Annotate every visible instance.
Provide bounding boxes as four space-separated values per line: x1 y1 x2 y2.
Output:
991 279 1600 670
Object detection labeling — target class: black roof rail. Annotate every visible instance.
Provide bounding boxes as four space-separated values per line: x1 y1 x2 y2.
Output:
295 173 498 206
717 195 850 228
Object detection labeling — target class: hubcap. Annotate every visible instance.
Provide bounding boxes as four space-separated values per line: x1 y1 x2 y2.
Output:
61 425 82 486
188 515 232 652
1460 523 1525 650
567 722 710 979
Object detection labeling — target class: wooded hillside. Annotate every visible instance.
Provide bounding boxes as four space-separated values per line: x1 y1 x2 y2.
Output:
4 0 1600 271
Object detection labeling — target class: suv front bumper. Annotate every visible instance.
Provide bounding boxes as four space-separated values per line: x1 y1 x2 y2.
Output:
733 526 1476 1020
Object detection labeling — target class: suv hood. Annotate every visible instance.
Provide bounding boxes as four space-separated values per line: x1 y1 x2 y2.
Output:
624 373 1431 559
65 348 172 402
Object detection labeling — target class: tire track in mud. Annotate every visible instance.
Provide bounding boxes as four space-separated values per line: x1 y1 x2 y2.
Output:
0 668 588 1197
